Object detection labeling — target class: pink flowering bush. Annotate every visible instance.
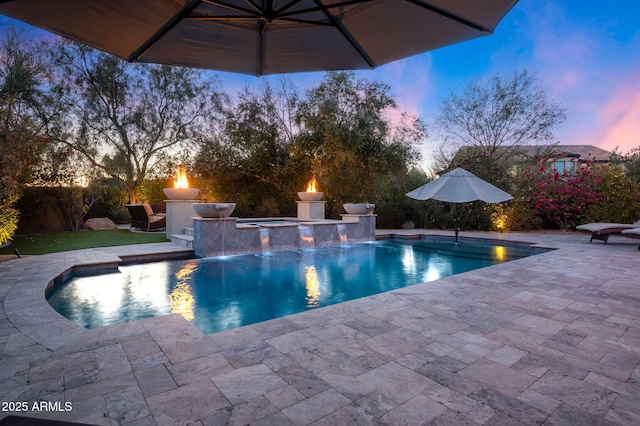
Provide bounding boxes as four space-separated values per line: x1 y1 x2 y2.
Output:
511 158 640 230
513 158 602 230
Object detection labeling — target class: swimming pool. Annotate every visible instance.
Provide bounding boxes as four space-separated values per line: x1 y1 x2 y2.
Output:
47 237 541 334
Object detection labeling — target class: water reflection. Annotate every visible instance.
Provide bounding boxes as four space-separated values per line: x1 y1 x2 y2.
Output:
169 262 197 320
305 265 320 307
401 246 416 273
494 245 506 261
129 263 170 309
75 273 125 320
424 254 451 282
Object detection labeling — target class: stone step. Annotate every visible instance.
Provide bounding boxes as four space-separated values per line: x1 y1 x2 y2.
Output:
170 233 194 249
183 227 194 236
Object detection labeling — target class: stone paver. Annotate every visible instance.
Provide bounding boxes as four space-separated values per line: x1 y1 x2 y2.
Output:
1 233 640 424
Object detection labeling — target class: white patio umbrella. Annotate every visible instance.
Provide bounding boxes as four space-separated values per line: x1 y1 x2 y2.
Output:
0 0 518 76
406 167 513 203
406 167 512 241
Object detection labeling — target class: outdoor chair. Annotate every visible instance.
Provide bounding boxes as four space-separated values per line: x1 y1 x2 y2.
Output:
125 204 166 232
576 220 640 244
150 202 166 215
622 228 640 250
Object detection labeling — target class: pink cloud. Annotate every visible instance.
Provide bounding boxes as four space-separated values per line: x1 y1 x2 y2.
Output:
597 82 640 153
373 56 433 120
554 72 640 154
511 3 640 155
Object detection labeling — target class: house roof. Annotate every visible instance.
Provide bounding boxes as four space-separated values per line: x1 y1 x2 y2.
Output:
455 144 613 163
516 145 613 162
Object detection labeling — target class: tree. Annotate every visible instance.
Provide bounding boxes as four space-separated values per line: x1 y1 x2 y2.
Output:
0 111 49 244
0 28 55 244
297 71 426 217
195 72 426 220
619 146 640 185
435 69 567 162
52 42 222 203
195 79 305 216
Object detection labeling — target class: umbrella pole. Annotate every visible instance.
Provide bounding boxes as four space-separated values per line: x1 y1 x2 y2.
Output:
453 204 459 245
453 203 460 246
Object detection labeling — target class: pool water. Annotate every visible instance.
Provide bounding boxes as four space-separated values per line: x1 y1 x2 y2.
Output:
47 237 539 334
241 220 296 226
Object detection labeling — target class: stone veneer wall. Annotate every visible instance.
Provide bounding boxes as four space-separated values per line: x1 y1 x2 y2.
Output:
193 215 376 258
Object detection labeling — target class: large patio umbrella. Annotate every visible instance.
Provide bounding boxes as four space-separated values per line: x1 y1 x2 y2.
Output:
0 0 518 76
406 167 513 203
406 167 513 242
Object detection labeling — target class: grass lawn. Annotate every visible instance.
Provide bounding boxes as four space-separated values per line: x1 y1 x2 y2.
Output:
0 229 169 255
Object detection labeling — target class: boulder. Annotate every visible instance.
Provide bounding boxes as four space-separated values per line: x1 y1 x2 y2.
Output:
84 217 117 230
401 220 416 230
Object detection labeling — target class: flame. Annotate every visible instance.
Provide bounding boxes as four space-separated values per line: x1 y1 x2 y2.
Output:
306 176 318 192
174 167 190 189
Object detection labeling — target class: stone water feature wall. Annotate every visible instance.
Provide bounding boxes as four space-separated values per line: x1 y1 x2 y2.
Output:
192 215 376 258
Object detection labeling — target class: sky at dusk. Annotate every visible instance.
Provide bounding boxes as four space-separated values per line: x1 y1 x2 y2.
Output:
221 0 640 162
1 0 639 167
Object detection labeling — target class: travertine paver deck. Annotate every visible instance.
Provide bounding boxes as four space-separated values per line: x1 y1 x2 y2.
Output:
1 231 639 425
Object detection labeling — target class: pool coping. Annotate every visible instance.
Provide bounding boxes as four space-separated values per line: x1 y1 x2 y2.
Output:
3 243 196 351
5 232 558 352
4 230 576 350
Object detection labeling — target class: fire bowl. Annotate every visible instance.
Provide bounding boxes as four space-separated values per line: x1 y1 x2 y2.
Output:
343 203 375 214
192 203 236 218
163 188 200 200
298 191 324 201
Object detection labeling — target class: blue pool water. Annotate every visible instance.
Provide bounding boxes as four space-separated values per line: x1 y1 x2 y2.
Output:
47 237 540 334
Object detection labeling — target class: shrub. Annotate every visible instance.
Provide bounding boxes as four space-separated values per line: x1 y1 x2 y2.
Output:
254 197 281 217
374 205 399 229
0 206 18 246
108 206 131 224
138 178 171 204
510 158 635 230
585 164 640 223
502 199 543 231
84 178 129 221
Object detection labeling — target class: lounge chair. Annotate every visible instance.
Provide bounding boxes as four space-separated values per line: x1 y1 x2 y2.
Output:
622 228 640 250
576 220 640 244
125 204 166 232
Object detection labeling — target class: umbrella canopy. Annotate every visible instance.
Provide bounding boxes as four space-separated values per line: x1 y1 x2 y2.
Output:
0 0 518 76
406 167 513 203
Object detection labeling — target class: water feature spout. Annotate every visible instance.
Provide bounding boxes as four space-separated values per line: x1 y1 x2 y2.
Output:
298 226 315 249
259 227 271 253
337 224 348 245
